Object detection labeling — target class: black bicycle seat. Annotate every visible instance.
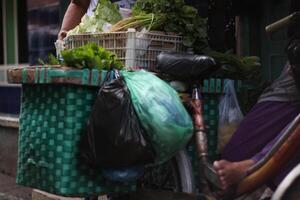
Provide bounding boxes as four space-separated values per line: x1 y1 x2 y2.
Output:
156 52 219 80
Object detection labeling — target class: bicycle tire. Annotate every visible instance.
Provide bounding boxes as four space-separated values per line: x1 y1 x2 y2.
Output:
139 149 195 193
85 150 195 200
174 150 195 193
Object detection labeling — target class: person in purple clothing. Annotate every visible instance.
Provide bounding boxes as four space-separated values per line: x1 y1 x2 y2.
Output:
213 66 300 190
213 1 300 191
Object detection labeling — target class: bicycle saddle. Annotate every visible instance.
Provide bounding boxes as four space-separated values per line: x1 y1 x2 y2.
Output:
156 52 219 80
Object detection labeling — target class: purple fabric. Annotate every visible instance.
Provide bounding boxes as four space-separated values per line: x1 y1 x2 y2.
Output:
250 121 300 189
221 101 300 188
251 123 290 162
221 101 300 160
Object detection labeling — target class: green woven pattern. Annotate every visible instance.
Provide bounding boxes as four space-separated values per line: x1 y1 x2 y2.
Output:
203 94 220 156
17 84 136 197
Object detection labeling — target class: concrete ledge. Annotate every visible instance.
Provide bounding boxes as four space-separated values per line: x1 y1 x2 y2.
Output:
32 190 108 200
0 114 19 128
0 114 19 176
32 190 82 200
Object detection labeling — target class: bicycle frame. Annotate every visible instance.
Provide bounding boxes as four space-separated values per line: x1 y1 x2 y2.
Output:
190 83 222 194
191 83 207 161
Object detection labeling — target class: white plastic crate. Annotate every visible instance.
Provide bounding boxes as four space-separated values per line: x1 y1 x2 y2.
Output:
63 29 184 70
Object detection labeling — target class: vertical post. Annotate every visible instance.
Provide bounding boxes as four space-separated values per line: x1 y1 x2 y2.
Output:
125 28 136 68
3 0 18 64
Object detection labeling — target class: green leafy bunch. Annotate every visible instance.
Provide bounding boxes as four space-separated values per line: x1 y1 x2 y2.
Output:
131 0 208 51
130 0 261 81
37 54 60 66
205 50 261 80
61 43 124 70
93 0 122 24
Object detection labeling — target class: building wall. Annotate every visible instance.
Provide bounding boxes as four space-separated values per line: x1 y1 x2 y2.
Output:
27 0 59 9
27 0 60 65
0 125 19 176
0 0 66 176
236 0 291 81
0 0 64 115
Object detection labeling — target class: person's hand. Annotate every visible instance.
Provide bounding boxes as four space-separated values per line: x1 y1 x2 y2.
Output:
58 30 68 41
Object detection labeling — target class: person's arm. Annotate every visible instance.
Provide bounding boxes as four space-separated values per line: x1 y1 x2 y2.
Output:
57 0 90 40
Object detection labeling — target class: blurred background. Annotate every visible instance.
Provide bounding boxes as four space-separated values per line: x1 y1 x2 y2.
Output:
0 0 69 115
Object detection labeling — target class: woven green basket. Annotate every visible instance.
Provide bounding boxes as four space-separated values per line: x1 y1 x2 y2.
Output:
15 67 136 197
12 67 241 195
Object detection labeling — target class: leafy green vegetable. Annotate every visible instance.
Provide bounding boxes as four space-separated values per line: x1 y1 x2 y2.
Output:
61 43 124 70
37 54 61 66
111 0 260 80
204 50 261 80
67 0 122 35
94 0 122 23
109 13 164 32
130 0 208 52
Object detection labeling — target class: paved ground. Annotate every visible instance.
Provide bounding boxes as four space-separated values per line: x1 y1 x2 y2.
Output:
0 172 196 200
0 172 273 200
0 173 32 200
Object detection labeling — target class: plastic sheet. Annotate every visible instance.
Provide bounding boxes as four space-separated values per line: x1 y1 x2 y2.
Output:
218 80 244 152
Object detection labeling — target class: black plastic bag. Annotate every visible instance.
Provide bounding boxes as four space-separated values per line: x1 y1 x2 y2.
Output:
80 77 155 168
156 52 217 80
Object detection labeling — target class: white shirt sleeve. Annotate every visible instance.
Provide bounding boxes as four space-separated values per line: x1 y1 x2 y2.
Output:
87 0 136 16
114 0 135 8
86 0 99 16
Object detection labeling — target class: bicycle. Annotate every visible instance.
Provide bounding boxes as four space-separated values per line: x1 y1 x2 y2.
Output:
80 54 221 200
122 53 223 199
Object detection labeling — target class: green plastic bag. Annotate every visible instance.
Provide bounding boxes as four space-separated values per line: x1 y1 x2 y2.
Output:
122 70 193 163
